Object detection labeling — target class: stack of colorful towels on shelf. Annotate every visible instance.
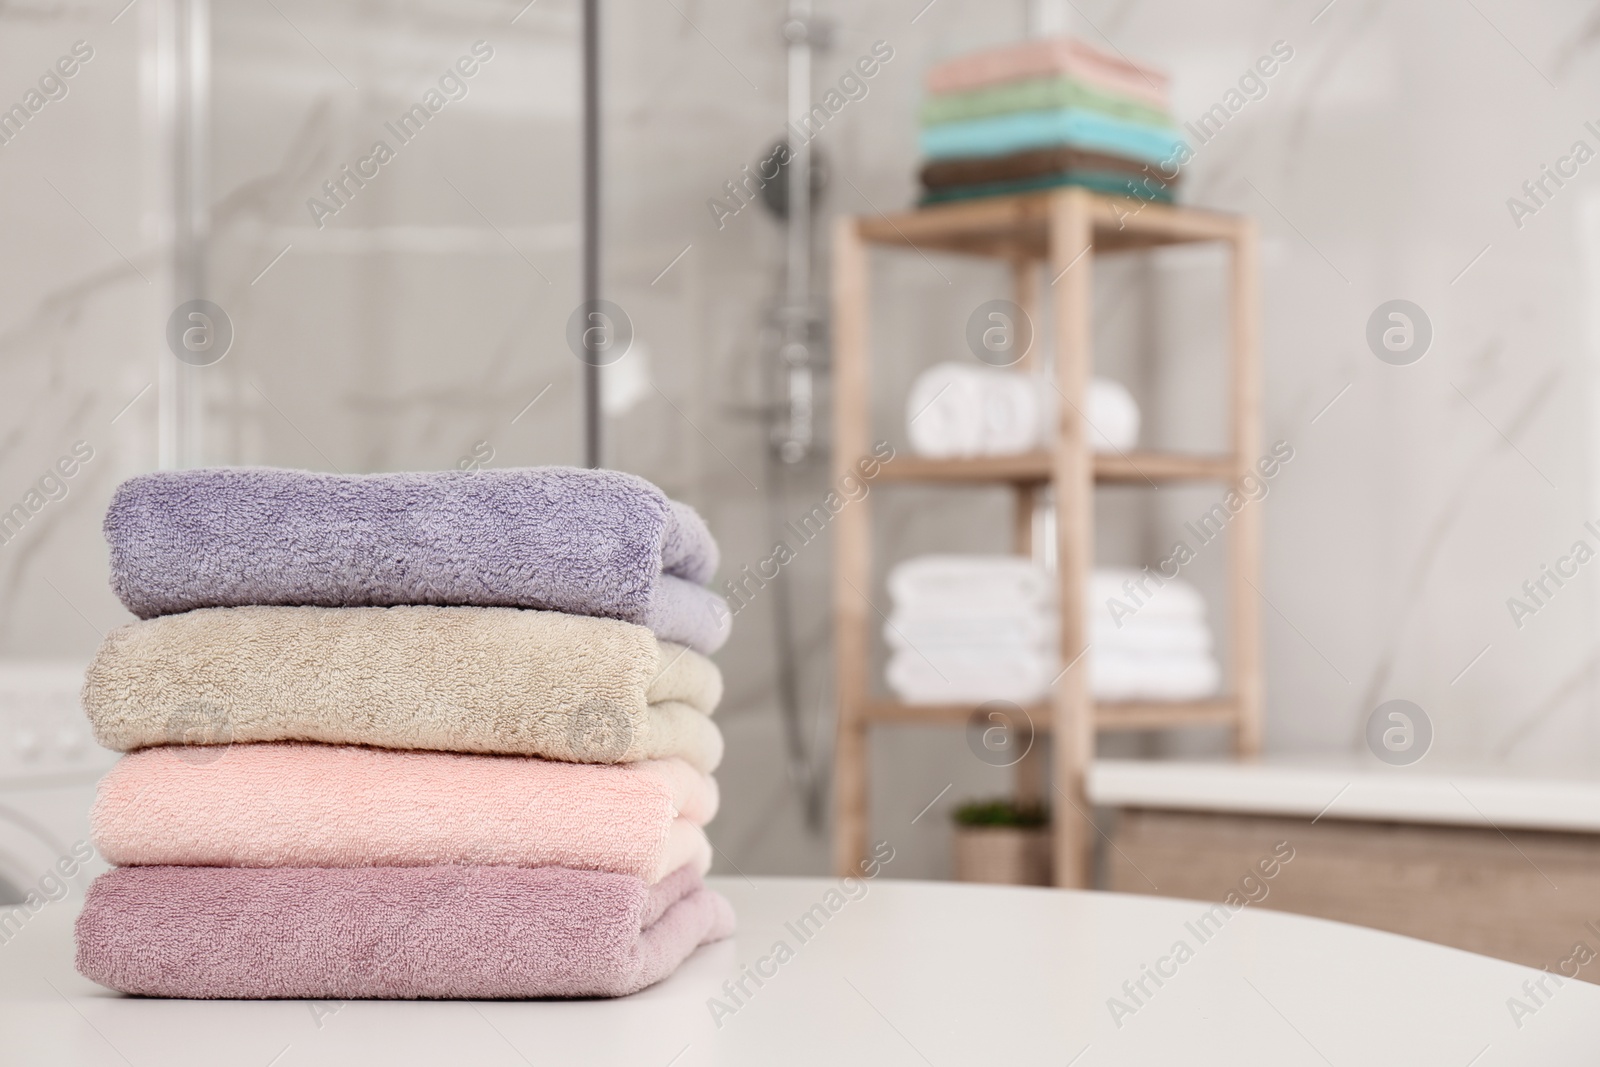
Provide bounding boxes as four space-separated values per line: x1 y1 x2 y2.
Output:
885 555 1220 705
918 37 1183 206
74 466 735 1000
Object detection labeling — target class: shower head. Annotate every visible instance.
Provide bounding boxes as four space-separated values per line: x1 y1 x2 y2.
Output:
758 140 828 221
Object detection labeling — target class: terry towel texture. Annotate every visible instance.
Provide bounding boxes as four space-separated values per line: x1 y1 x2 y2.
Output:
884 556 1221 705
925 36 1170 109
82 605 725 772
93 744 717 884
919 107 1186 165
919 145 1168 190
920 75 1171 129
917 171 1175 206
104 466 731 654
76 862 735 999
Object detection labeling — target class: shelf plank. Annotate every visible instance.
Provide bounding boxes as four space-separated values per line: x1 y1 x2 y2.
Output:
1097 699 1238 731
855 190 1244 259
876 451 1236 485
878 453 1050 483
863 699 1239 731
1095 452 1236 484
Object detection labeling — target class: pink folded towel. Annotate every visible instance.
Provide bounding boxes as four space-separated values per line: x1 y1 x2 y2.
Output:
92 743 716 884
76 863 734 999
926 37 1169 110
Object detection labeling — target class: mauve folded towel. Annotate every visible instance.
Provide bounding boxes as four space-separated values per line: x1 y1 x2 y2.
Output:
104 466 731 654
83 605 725 772
93 744 717 884
76 863 734 999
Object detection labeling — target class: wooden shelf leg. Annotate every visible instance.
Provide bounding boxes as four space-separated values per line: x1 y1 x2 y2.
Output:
1012 249 1046 811
1229 218 1264 758
1012 481 1047 808
1048 189 1096 889
832 216 872 876
1011 255 1040 374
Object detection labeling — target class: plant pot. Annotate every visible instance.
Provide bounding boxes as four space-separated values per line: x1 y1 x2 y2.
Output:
952 825 1052 886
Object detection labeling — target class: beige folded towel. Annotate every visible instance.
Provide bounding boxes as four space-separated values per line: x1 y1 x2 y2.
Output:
82 605 724 772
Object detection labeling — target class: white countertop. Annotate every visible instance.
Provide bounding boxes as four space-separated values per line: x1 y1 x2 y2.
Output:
3 875 1597 1063
1090 754 1600 833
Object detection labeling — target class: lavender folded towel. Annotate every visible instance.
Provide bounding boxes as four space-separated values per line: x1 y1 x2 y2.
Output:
104 466 730 654
76 863 734 999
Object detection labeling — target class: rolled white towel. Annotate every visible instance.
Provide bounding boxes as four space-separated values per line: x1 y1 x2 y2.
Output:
1086 378 1140 453
983 370 1040 455
1033 376 1141 453
904 363 1139 458
904 364 990 458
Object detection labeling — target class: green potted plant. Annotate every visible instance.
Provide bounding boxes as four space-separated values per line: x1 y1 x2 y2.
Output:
951 798 1052 886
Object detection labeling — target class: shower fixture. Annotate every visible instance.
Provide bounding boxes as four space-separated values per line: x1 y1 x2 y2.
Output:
754 0 832 831
765 0 830 467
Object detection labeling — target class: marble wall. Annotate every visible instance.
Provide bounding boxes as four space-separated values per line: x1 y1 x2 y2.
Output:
3 0 1599 879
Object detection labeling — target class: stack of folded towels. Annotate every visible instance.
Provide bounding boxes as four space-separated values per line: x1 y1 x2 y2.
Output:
917 36 1183 206
906 363 1140 458
885 555 1219 704
74 467 735 1000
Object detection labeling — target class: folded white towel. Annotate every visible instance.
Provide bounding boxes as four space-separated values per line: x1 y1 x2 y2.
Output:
886 647 1222 704
905 363 1139 458
885 613 1056 650
886 648 1058 705
885 613 1212 657
1095 617 1213 656
887 554 1052 614
1090 568 1206 623
885 555 1220 704
1092 651 1221 702
889 557 1207 623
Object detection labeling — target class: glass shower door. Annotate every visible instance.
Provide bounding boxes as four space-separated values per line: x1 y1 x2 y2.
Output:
193 0 583 473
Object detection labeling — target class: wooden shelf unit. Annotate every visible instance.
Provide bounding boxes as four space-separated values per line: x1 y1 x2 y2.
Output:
831 187 1262 888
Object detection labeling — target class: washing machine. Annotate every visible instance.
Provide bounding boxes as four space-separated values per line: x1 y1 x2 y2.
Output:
0 661 113 909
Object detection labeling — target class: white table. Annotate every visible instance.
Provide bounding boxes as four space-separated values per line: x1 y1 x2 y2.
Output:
3 876 1597 1064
